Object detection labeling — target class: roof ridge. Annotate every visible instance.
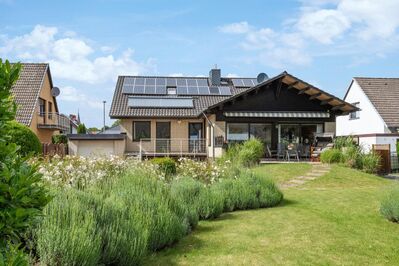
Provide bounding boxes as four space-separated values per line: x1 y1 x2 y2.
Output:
118 75 256 79
354 77 399 80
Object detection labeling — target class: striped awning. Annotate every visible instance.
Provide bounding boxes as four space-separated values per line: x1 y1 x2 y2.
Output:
223 111 330 118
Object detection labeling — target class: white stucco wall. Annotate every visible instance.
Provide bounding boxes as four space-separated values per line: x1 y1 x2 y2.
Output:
336 80 388 136
359 136 399 153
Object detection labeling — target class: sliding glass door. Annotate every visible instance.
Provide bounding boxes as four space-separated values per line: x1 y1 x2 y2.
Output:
226 123 271 145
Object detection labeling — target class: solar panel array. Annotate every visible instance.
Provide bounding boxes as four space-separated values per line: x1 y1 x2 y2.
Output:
122 77 232 96
128 96 194 108
231 78 258 87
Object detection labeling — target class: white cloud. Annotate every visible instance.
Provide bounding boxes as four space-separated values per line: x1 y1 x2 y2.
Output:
218 21 251 34
0 25 155 84
58 86 103 109
168 73 184 77
219 0 399 68
226 73 238 78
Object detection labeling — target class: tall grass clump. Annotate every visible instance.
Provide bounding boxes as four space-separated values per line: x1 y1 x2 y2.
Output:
320 149 343 164
380 186 399 222
223 138 264 168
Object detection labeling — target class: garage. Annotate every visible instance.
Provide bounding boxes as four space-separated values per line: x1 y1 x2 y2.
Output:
68 134 126 157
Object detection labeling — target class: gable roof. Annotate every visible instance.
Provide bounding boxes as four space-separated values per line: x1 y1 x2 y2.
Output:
209 72 358 113
10 63 52 126
353 77 399 128
110 72 356 119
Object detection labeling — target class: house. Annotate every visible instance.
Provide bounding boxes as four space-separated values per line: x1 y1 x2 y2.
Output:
11 63 69 143
104 67 356 158
336 77 399 155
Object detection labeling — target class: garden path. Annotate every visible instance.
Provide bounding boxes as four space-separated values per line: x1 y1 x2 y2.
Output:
280 162 331 188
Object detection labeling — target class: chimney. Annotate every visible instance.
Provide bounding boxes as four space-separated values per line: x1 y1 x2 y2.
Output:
209 66 221 86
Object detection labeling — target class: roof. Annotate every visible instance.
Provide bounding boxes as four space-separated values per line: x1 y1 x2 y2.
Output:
209 72 358 113
99 124 121 134
353 77 399 128
67 133 125 140
110 76 249 118
10 63 51 126
110 72 356 119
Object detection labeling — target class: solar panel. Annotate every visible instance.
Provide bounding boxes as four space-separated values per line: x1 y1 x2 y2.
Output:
209 86 219 94
145 78 156 85
128 96 194 108
232 79 244 87
166 78 177 86
198 86 209 95
243 79 254 87
177 86 188 95
156 77 166 86
187 86 199 95
144 85 156 94
124 77 135 85
122 85 134 93
219 87 232 96
133 85 145 94
177 79 187 86
197 79 208 86
155 86 166 94
135 77 145 85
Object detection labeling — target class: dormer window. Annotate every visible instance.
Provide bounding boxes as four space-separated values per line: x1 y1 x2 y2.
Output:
350 102 360 120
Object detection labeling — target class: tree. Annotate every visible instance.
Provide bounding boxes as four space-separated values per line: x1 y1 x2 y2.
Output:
0 59 50 251
77 123 87 134
111 119 121 127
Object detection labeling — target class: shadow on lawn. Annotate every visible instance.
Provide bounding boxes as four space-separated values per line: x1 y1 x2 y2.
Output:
276 198 298 208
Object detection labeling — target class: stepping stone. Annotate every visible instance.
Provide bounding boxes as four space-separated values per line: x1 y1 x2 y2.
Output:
289 179 306 184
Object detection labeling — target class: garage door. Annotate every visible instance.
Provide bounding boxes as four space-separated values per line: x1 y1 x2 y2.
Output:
78 140 115 156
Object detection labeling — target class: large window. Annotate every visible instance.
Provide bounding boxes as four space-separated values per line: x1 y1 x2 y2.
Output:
227 123 249 142
133 121 151 141
280 125 301 144
250 124 272 145
350 102 360 119
39 98 46 117
48 102 53 119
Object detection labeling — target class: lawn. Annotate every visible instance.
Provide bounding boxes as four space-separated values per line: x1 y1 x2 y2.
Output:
145 164 399 265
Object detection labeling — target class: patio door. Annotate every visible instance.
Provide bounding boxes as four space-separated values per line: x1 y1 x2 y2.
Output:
156 122 170 153
189 123 204 153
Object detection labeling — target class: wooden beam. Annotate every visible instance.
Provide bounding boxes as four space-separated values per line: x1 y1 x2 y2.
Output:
309 93 322 100
286 81 299 90
320 98 334 105
298 86 311 95
332 104 345 111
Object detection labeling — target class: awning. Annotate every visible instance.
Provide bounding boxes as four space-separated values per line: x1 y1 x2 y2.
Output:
223 111 330 118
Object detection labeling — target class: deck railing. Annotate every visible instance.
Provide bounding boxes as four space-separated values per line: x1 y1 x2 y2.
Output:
37 112 70 132
139 138 207 157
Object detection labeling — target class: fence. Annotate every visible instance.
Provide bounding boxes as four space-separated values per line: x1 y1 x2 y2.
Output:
42 143 68 157
391 152 399 172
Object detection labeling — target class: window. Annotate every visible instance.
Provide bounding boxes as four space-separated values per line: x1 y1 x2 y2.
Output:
167 87 177 95
133 121 151 141
350 102 360 119
48 102 53 119
227 123 249 142
250 124 272 145
39 98 46 117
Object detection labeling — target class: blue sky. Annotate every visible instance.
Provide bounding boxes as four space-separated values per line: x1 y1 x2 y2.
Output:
1 0 398 127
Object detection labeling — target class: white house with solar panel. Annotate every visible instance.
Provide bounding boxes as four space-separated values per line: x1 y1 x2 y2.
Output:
68 67 357 158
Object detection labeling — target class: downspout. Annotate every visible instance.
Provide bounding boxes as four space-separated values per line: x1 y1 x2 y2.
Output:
202 111 215 160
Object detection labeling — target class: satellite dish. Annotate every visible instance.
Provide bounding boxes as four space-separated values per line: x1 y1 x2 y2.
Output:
51 87 60 97
256 73 269 84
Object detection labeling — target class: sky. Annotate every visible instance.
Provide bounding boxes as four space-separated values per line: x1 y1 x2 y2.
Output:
1 0 398 128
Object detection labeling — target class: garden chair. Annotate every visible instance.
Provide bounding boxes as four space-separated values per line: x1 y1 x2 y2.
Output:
286 143 299 162
266 145 277 159
277 143 286 160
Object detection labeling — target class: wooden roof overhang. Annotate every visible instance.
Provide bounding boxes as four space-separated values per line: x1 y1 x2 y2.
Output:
207 72 359 115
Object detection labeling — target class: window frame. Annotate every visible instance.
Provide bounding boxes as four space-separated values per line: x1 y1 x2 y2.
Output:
48 102 53 119
349 102 360 120
133 121 151 141
39 98 46 117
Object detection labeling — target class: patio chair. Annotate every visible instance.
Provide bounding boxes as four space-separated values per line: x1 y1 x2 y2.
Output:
277 143 286 160
286 143 299 162
266 145 277 159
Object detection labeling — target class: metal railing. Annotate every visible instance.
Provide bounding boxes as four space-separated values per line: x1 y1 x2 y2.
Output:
37 112 70 132
139 138 207 157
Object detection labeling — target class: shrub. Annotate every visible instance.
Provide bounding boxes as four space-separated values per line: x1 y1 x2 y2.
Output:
0 60 50 250
359 152 380 174
52 134 68 144
320 149 343 164
334 136 356 150
176 158 232 184
197 186 224 219
341 145 362 168
0 243 31 265
380 187 399 222
151 157 176 180
238 138 264 167
5 121 42 156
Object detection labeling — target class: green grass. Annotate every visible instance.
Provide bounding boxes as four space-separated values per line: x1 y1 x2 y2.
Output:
251 163 312 183
145 165 399 265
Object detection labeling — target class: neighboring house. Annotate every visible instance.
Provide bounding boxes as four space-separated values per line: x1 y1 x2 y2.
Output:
99 125 121 134
105 68 356 158
336 77 399 154
11 63 69 143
